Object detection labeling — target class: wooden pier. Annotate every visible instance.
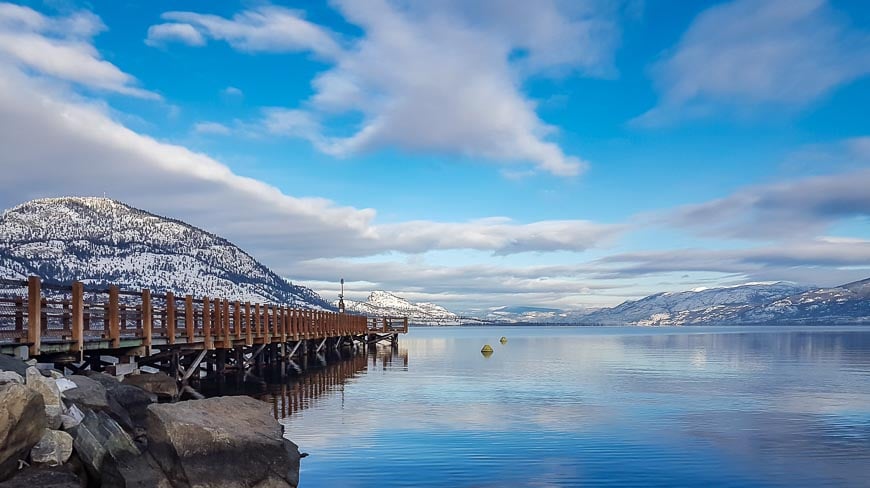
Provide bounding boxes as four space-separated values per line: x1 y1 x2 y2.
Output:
0 276 407 386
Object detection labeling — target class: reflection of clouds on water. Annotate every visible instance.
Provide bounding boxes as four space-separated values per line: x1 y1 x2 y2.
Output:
277 326 870 487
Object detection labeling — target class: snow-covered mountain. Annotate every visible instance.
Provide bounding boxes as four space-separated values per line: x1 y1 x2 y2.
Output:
580 280 869 325
0 197 333 308
482 306 583 323
338 291 464 325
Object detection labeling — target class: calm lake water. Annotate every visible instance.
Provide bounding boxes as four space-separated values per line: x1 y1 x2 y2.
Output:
268 326 870 487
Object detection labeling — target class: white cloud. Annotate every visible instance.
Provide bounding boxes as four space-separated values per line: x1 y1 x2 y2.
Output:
193 121 232 135
150 0 625 177
0 60 620 269
148 6 341 58
0 3 158 99
636 0 870 125
145 22 205 47
664 168 870 240
223 86 243 97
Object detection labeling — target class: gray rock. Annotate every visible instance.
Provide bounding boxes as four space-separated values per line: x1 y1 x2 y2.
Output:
68 410 169 488
0 465 81 488
60 405 84 430
0 355 28 376
81 371 122 391
0 383 46 481
0 371 24 385
122 373 177 400
62 376 109 410
70 410 141 484
62 376 133 432
25 367 62 429
146 396 300 488
108 385 154 429
30 429 73 466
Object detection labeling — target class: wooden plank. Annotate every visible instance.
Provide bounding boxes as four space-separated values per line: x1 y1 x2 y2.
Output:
254 303 261 342
109 285 120 349
27 276 41 355
185 295 195 344
222 299 233 347
71 282 83 353
203 296 212 350
280 306 288 343
166 292 176 345
245 302 253 346
233 301 242 340
142 288 152 348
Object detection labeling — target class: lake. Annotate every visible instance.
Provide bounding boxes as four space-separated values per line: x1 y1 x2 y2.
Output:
269 326 870 487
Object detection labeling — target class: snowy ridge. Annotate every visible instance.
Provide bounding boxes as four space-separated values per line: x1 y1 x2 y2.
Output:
338 291 463 325
0 197 333 309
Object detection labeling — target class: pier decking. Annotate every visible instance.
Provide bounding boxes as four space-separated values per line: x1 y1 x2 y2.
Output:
0 276 407 382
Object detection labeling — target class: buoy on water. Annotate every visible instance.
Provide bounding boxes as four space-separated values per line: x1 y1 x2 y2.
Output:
481 344 494 357
499 336 508 344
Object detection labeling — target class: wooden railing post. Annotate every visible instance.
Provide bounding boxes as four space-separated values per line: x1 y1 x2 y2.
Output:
142 289 152 348
233 301 242 340
185 295 194 344
223 298 233 347
254 303 261 342
71 282 83 354
202 296 212 350
27 276 41 355
281 307 288 343
166 292 176 345
108 285 120 348
404 317 409 333
245 302 253 346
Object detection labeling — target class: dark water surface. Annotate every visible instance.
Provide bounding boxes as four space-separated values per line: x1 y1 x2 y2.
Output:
271 326 870 487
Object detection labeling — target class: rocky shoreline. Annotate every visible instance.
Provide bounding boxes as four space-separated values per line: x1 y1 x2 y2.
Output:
0 356 300 487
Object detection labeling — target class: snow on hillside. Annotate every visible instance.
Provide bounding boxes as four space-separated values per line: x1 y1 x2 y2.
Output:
338 291 461 325
0 197 332 309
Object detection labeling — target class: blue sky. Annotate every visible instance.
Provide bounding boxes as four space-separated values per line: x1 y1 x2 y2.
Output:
0 0 868 311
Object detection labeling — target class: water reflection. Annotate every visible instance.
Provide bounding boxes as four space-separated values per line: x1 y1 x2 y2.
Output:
199 343 410 420
282 326 870 488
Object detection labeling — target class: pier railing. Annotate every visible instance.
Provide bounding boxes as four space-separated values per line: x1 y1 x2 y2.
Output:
0 277 403 355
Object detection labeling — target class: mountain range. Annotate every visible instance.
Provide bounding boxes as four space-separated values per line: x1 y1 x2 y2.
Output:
0 197 332 308
0 197 867 325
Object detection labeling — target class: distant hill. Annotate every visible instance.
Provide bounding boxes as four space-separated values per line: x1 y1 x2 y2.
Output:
0 197 333 309
338 291 467 325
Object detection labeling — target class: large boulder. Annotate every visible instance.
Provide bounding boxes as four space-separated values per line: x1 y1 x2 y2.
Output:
108 385 154 429
0 355 28 377
0 383 46 481
122 373 177 400
29 429 74 466
25 368 62 430
62 376 133 432
70 409 170 488
0 372 23 385
0 465 81 488
146 396 301 488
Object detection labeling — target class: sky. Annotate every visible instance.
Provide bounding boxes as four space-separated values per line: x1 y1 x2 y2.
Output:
0 0 868 313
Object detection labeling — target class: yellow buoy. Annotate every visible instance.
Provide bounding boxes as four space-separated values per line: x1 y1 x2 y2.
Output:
481 344 494 357
499 336 508 344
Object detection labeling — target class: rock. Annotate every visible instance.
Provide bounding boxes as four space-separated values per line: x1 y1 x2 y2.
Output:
107 385 154 429
82 371 121 390
60 405 84 431
62 376 108 410
30 430 73 466
25 367 62 429
0 465 81 488
0 372 24 385
62 376 133 432
100 451 172 488
146 396 301 488
0 383 46 481
122 373 177 400
54 378 76 393
69 410 141 484
0 355 28 377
